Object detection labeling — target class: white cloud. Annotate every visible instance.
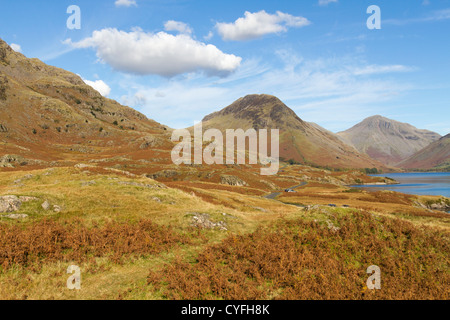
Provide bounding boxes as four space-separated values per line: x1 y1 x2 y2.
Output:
83 79 111 97
115 0 137 7
319 0 338 6
216 10 310 41
352 65 414 76
67 28 242 77
10 43 22 52
164 20 192 34
204 31 214 41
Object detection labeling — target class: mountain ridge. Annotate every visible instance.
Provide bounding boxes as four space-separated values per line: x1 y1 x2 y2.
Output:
337 115 441 166
398 133 450 170
0 38 171 165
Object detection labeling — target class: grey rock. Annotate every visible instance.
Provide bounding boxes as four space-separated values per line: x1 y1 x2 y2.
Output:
0 195 22 213
189 213 228 231
4 214 28 220
220 175 248 187
42 200 51 210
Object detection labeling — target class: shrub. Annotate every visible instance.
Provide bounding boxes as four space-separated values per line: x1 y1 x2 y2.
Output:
0 219 191 271
148 211 449 300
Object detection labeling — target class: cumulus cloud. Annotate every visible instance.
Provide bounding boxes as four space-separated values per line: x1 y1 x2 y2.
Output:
10 43 22 52
216 10 310 41
319 0 338 6
115 0 137 7
83 79 111 97
164 20 192 34
67 28 242 77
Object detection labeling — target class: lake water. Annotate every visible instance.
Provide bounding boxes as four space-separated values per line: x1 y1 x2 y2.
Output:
353 172 450 198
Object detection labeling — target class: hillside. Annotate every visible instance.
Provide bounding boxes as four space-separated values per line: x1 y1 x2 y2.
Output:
0 38 171 167
0 39 449 302
337 115 440 166
200 94 386 169
398 134 450 170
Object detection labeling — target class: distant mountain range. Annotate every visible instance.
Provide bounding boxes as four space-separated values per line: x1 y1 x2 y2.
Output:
200 94 386 169
337 115 441 166
0 38 448 171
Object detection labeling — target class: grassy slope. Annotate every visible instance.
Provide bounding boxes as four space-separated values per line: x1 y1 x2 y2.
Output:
0 165 448 300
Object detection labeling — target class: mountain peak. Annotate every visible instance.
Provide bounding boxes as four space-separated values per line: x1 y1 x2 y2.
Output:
0 39 13 63
222 94 289 114
202 94 303 128
366 115 386 121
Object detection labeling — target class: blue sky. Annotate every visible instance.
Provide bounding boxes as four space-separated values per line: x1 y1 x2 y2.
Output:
1 0 449 135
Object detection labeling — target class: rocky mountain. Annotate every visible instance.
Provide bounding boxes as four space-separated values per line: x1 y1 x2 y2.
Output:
200 94 386 169
337 115 441 166
397 134 450 170
0 38 171 167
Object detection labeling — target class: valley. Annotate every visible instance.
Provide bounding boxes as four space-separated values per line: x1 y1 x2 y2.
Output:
0 38 449 301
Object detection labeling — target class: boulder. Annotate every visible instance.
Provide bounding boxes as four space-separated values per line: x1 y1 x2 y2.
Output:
0 195 22 213
42 200 51 210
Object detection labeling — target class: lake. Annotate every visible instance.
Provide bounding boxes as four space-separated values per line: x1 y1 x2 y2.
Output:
353 172 450 198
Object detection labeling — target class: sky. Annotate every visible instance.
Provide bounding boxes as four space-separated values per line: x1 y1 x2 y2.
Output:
0 0 449 135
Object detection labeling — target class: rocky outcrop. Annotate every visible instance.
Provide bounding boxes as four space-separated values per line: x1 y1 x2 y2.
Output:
146 170 179 180
415 198 450 212
138 135 165 150
0 39 11 63
190 213 227 231
220 175 248 187
0 155 44 168
0 75 8 100
0 195 38 213
0 195 22 213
